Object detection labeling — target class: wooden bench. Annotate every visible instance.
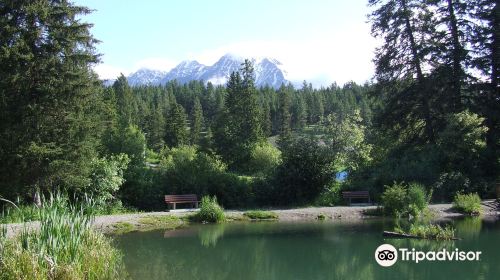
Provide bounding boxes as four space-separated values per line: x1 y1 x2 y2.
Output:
342 191 371 205
164 194 199 210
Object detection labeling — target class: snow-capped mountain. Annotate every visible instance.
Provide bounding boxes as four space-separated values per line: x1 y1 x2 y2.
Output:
116 54 289 88
127 68 167 86
160 60 206 84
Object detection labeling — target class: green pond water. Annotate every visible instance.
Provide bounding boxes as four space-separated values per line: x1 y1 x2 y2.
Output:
113 217 500 280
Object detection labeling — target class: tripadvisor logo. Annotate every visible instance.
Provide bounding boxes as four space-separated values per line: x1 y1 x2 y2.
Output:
375 244 398 267
375 244 482 267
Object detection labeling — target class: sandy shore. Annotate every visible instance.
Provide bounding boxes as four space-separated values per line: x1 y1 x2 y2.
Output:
3 200 498 237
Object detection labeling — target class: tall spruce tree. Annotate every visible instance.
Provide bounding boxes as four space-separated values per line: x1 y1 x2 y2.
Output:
165 101 188 147
277 84 292 144
191 96 204 145
213 59 263 169
0 0 102 198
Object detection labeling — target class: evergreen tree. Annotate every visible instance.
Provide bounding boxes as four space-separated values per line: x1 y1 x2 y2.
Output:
191 97 204 145
213 60 263 169
0 0 102 198
261 101 272 137
277 85 292 144
165 101 188 147
113 74 135 128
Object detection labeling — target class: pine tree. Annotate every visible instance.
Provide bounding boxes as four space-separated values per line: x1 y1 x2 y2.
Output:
191 97 204 145
261 101 272 137
0 0 102 197
213 60 263 168
165 101 188 147
277 85 292 141
113 74 136 128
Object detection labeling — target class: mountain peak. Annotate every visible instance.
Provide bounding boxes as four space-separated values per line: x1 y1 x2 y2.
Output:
123 54 289 88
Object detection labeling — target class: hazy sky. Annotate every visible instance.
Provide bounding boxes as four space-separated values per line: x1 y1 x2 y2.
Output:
76 0 377 86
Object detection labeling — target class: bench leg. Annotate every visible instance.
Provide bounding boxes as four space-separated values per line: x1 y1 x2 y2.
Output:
173 202 176 210
195 202 199 208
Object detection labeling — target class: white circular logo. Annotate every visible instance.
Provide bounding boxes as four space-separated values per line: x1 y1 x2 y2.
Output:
375 244 398 267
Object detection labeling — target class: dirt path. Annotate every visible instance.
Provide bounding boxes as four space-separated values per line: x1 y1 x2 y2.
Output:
3 200 498 237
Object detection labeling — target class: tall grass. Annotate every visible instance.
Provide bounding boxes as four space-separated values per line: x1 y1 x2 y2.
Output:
0 197 39 224
453 193 482 215
0 193 125 280
194 196 225 223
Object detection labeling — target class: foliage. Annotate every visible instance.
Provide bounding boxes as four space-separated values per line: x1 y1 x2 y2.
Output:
243 211 278 220
275 137 334 205
1 201 39 224
247 142 282 176
315 181 343 206
118 165 164 211
326 110 372 172
433 172 471 201
165 101 189 147
194 196 225 223
381 182 429 217
213 60 263 169
395 223 456 240
0 0 103 198
453 193 482 215
104 123 147 176
191 97 204 145
86 154 130 203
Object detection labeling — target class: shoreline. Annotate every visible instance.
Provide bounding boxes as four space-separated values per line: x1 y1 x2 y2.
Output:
3 201 498 237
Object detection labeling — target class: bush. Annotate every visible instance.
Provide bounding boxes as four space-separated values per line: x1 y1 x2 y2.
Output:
160 146 254 208
381 182 407 216
407 183 430 216
194 196 225 223
247 142 282 176
381 182 429 217
119 165 164 211
315 181 343 206
397 223 456 240
453 193 482 215
275 137 334 205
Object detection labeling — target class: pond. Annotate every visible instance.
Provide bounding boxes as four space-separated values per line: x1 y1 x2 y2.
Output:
114 218 500 280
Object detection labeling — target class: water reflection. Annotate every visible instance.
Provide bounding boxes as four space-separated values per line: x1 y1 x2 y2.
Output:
198 223 226 247
114 219 500 280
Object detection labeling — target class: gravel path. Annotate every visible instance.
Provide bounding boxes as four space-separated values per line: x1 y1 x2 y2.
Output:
3 200 498 237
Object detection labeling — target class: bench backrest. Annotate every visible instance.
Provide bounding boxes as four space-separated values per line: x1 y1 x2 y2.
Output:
165 194 198 202
342 191 369 198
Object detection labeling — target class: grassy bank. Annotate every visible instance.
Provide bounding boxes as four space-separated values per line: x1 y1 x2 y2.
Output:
0 195 125 280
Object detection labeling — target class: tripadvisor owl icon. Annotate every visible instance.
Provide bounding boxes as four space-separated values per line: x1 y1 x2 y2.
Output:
375 244 398 267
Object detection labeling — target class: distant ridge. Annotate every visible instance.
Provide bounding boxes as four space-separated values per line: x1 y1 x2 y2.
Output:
103 54 290 88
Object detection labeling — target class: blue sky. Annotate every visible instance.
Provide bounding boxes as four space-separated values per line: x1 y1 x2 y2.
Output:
76 0 377 86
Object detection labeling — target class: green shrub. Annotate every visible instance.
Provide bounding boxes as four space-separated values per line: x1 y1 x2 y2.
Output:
315 181 343 206
381 182 429 217
244 210 278 220
247 142 282 176
160 146 254 209
195 196 225 223
453 193 482 215
409 224 455 240
381 182 407 216
275 137 334 205
407 183 430 216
